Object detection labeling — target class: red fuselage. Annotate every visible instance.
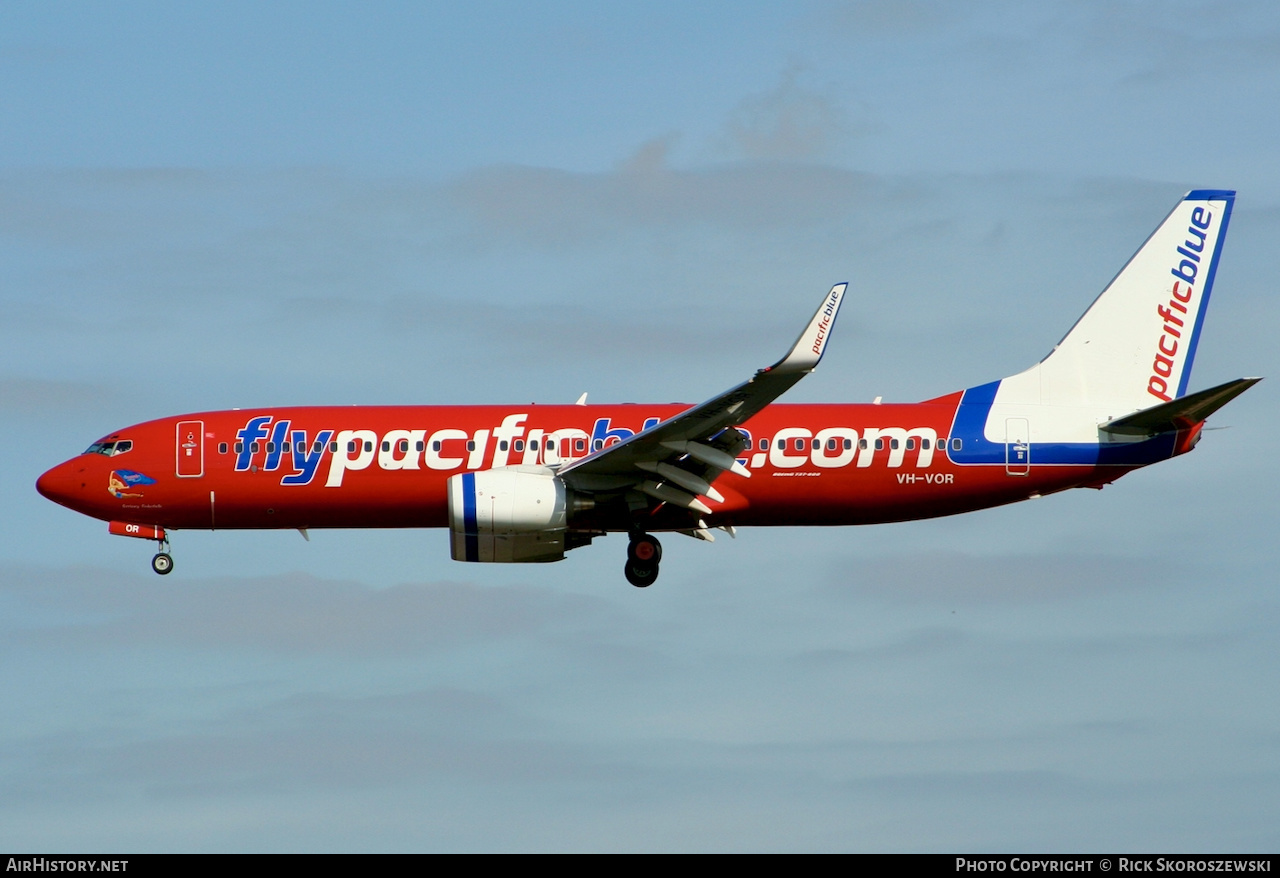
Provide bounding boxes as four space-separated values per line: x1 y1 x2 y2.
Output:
37 397 1124 536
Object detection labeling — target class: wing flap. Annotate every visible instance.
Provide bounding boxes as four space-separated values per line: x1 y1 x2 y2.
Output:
638 480 714 515
636 461 725 502
661 440 751 478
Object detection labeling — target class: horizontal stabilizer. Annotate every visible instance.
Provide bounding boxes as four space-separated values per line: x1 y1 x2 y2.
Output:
1101 377 1261 436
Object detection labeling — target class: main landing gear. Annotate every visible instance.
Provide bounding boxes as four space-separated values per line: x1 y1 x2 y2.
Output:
625 533 662 587
151 537 174 576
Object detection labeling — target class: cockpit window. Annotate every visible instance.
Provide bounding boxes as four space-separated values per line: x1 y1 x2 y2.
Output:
84 440 133 457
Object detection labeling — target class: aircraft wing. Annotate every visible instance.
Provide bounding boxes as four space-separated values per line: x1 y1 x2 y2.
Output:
557 284 847 521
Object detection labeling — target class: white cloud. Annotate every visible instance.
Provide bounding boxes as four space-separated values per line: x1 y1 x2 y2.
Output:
719 67 859 162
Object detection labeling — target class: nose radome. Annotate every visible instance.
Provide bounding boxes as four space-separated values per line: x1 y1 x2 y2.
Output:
36 461 81 508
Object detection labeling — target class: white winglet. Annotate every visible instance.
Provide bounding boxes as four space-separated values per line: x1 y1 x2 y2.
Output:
769 283 847 374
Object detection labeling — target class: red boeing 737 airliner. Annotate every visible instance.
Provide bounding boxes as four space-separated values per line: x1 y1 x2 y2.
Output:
37 190 1258 586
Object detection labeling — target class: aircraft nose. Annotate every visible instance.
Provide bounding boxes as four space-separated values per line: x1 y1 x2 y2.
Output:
36 460 86 509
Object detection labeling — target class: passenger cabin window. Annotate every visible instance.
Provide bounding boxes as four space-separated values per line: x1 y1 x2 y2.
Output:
906 439 915 450
922 439 931 450
234 442 244 454
266 442 275 453
574 439 586 453
218 442 228 454
951 438 963 451
843 438 852 450
826 438 837 451
466 440 475 451
329 442 338 453
875 439 884 450
347 441 358 453
432 441 442 451
794 438 805 451
759 438 768 450
251 442 260 453
514 439 524 452
500 440 509 452
381 441 390 452
364 441 373 453
415 441 424 452
859 439 868 450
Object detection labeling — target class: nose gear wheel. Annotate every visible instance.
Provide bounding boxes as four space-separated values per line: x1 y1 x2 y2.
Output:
150 535 173 575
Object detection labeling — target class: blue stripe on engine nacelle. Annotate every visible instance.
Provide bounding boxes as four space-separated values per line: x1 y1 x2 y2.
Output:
461 471 479 562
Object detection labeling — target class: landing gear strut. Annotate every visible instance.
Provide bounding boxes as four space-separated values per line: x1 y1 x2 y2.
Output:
151 536 174 576
625 533 662 587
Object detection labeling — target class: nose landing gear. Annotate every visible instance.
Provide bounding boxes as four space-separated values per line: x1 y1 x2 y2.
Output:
625 533 662 587
107 521 173 575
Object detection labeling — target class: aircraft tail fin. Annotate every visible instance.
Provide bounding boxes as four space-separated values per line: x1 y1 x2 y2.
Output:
1003 190 1235 411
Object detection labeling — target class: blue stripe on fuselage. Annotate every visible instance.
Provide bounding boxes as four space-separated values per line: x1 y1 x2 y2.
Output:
947 380 1177 466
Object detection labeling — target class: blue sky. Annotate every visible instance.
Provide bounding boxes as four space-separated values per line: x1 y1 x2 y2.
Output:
2 1 1278 852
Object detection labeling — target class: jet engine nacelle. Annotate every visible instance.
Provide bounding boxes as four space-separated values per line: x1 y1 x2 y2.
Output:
446 465 569 563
